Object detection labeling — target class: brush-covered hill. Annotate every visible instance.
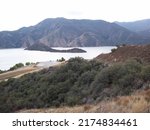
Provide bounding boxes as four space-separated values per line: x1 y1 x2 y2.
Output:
96 44 150 63
0 18 149 49
0 56 150 112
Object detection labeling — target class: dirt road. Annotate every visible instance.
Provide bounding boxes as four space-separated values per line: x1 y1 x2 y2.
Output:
0 65 41 81
0 61 63 81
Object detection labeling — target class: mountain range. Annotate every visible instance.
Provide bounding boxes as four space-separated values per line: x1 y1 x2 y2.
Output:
0 18 150 49
116 19 150 39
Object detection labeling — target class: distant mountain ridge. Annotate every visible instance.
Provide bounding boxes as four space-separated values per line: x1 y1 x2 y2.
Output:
0 18 150 49
116 19 150 39
116 19 150 32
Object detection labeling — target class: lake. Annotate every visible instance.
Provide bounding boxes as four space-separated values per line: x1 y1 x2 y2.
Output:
0 47 115 70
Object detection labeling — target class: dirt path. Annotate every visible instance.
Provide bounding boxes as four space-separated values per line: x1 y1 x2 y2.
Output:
0 65 41 81
0 61 63 82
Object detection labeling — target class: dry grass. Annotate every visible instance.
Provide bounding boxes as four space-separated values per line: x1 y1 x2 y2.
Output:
96 89 150 113
0 65 41 81
18 89 150 113
0 62 64 82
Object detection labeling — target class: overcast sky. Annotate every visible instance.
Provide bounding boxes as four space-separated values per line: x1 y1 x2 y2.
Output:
0 0 150 31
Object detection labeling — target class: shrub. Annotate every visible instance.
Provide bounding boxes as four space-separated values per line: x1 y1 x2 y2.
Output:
141 65 150 81
9 63 24 71
25 62 31 66
111 48 117 53
0 70 4 74
57 57 65 62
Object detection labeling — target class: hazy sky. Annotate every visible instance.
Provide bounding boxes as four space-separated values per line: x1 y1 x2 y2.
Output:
0 0 150 31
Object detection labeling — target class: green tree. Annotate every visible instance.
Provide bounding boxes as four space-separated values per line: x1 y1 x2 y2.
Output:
9 63 24 71
25 62 31 66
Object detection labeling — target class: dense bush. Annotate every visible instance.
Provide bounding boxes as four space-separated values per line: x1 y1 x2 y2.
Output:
0 70 4 74
9 63 24 71
25 62 32 66
141 65 150 81
57 57 65 62
111 48 117 53
0 57 149 112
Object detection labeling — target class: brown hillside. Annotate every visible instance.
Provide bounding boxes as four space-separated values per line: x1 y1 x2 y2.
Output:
96 45 150 63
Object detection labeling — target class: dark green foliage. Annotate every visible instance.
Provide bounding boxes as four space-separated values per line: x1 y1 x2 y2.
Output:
9 63 24 71
57 57 65 62
25 62 31 66
0 57 104 112
0 57 149 112
91 60 143 99
0 70 4 74
111 48 117 53
141 65 150 81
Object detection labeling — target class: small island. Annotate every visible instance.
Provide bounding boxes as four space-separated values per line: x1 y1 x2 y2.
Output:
25 43 86 53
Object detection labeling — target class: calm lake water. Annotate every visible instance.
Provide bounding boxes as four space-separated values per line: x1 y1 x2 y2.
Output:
0 47 115 70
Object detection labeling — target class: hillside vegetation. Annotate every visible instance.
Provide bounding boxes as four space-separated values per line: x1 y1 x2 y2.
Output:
0 57 150 112
19 89 150 113
97 44 150 63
